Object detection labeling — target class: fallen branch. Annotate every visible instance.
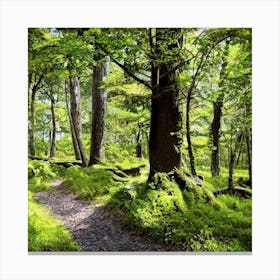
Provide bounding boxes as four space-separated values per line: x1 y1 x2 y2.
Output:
213 186 252 198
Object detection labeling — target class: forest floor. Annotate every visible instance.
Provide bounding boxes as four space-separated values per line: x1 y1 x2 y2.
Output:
34 180 176 252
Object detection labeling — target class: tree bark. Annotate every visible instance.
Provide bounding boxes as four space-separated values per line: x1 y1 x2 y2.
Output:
186 84 197 176
228 131 235 189
210 59 228 177
88 56 109 166
49 96 56 158
69 76 87 166
234 133 243 167
245 128 252 188
29 88 36 156
64 80 81 160
210 98 223 176
136 126 142 158
148 28 182 179
28 75 43 156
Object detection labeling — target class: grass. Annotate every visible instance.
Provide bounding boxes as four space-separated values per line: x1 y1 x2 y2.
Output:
28 160 79 251
28 159 252 252
28 191 79 251
198 167 249 191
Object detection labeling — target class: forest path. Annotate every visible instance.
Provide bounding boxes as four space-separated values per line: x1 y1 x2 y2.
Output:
34 180 174 252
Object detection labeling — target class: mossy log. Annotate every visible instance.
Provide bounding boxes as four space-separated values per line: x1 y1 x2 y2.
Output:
54 161 83 168
28 156 82 168
112 175 130 182
213 186 252 198
106 168 129 178
28 155 49 161
118 164 146 177
237 177 252 188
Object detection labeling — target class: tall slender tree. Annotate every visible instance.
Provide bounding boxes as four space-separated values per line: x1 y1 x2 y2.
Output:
210 58 228 177
28 74 43 156
89 54 110 165
69 75 87 166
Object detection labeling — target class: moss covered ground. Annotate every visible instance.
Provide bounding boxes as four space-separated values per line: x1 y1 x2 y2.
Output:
28 159 251 252
28 160 79 251
61 162 252 252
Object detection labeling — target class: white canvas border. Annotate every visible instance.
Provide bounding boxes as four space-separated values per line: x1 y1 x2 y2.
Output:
0 0 279 279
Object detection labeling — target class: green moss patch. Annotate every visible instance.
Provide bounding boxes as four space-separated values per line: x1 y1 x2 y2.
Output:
114 170 251 252
63 165 125 203
28 192 79 251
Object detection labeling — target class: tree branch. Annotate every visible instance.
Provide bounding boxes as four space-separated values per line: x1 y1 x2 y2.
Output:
96 43 152 90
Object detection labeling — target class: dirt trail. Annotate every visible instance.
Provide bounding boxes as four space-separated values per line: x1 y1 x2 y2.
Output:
34 180 175 252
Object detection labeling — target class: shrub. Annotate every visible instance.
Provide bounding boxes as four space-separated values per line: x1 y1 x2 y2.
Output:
28 160 66 192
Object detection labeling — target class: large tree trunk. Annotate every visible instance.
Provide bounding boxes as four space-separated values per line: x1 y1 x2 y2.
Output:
65 80 81 160
186 86 197 176
69 76 87 167
49 96 56 158
88 56 109 166
210 98 223 176
148 28 182 179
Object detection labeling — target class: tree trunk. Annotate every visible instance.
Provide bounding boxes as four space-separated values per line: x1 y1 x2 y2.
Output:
29 88 36 156
49 96 56 158
245 128 252 188
136 125 142 158
210 58 228 177
148 29 182 179
88 56 109 166
235 133 243 167
69 76 87 167
64 80 81 160
28 75 43 156
228 131 235 189
186 86 197 176
210 98 223 176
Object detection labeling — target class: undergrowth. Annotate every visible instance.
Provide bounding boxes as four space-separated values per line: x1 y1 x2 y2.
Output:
28 160 66 192
28 191 79 251
63 164 127 203
64 165 251 251
28 159 252 252
28 160 78 251
109 171 252 252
